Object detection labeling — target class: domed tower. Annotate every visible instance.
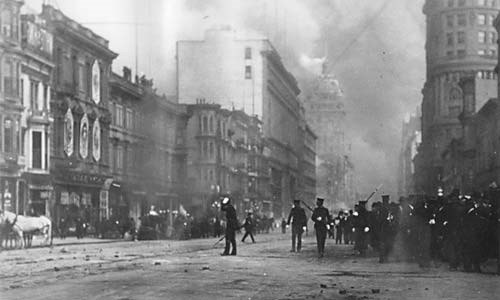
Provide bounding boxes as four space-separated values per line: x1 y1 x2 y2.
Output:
304 60 355 209
418 0 499 194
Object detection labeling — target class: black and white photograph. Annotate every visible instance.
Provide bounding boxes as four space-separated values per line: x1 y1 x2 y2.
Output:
1 0 500 299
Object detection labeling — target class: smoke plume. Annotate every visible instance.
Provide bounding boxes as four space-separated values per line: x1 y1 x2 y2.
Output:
24 0 426 199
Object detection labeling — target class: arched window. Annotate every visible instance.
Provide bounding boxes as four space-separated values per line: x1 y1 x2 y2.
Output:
209 116 214 133
202 116 208 133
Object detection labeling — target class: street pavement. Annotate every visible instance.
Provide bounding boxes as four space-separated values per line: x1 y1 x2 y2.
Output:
1 232 499 300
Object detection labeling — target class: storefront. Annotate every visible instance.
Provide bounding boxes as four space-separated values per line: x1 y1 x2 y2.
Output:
52 170 111 233
22 173 52 216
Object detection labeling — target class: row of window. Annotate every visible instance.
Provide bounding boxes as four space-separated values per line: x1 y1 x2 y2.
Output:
446 13 496 28
446 31 496 46
56 48 101 103
20 77 50 112
445 48 497 57
111 102 136 130
447 0 497 7
199 114 231 138
198 167 233 192
477 48 498 55
0 115 50 170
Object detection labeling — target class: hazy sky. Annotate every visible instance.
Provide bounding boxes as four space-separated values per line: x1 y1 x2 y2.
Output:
24 0 426 199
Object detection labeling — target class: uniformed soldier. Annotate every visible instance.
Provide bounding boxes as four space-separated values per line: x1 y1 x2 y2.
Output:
220 196 239 256
441 189 464 270
311 198 331 258
353 200 370 256
287 199 307 252
377 195 394 263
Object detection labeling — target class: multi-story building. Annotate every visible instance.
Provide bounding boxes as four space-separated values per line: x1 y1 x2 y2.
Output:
302 62 353 210
177 28 309 218
108 67 147 222
298 122 317 203
184 101 228 215
183 100 270 217
228 109 271 215
0 0 24 213
19 13 54 216
398 108 422 197
417 0 499 195
42 4 117 229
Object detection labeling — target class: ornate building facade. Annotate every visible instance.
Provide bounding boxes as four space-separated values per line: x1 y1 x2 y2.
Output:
303 63 355 210
42 5 117 230
417 0 499 195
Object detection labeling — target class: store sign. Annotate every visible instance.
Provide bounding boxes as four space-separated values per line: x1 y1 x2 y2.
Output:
92 61 101 104
92 118 101 161
64 108 74 157
80 114 89 159
58 171 107 187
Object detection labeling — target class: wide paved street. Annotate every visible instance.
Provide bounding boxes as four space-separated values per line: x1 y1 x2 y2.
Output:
1 232 499 300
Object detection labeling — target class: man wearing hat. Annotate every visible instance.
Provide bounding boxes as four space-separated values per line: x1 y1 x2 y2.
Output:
221 196 239 255
311 198 331 258
241 212 256 243
287 199 307 252
354 200 370 256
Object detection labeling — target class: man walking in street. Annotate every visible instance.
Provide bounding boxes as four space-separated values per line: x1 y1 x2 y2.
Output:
241 212 256 243
312 198 331 258
221 196 239 255
287 199 307 252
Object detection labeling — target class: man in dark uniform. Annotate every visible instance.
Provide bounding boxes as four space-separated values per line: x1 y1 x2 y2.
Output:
311 198 331 258
287 199 307 252
377 195 393 263
241 212 256 243
221 196 239 255
344 210 354 244
354 201 370 256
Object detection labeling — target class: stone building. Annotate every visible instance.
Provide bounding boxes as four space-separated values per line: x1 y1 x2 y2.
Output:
183 100 270 217
302 62 354 210
0 0 24 213
42 4 117 230
417 0 499 195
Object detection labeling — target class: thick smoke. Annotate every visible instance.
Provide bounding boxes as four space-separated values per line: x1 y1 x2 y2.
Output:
24 0 426 199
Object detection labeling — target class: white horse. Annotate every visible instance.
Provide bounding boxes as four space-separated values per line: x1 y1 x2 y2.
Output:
0 210 52 248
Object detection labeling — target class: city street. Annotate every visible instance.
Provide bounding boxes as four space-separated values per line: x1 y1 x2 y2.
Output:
1 232 499 300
